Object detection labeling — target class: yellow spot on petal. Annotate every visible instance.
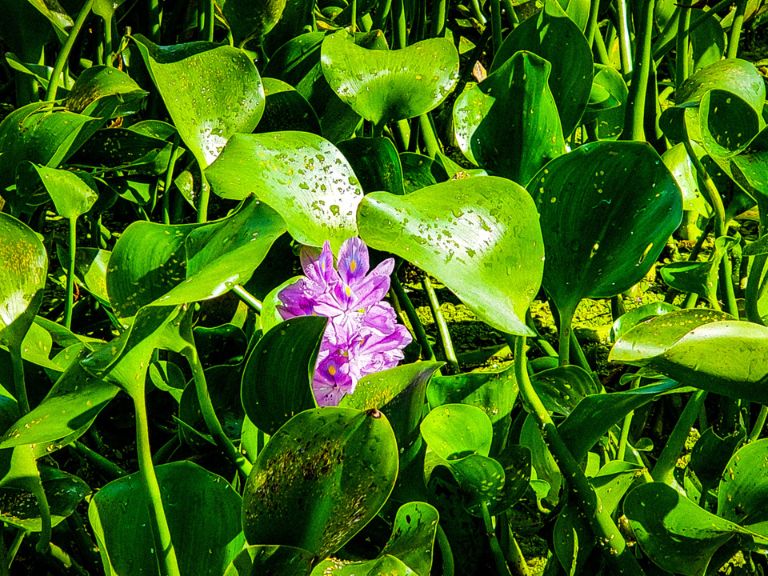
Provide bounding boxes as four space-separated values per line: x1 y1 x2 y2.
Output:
345 285 352 297
350 259 357 272
328 365 337 376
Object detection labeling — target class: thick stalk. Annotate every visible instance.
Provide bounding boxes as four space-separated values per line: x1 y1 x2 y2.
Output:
617 377 640 460
746 196 768 324
103 16 114 66
10 344 29 415
422 275 458 372
161 139 180 225
350 0 357 32
585 0 600 47
501 0 518 26
430 0 447 36
392 276 435 361
651 390 707 484
676 4 691 89
435 525 454 576
727 0 748 59
197 171 210 223
183 346 252 477
418 114 440 158
653 0 734 59
46 0 94 101
393 0 407 49
148 0 162 41
593 25 611 65
65 217 77 330
480 503 512 576
749 405 768 442
231 284 263 313
557 310 573 367
70 441 127 478
133 393 181 576
616 0 633 75
514 337 644 575
30 478 51 554
622 0 655 141
490 0 503 55
469 0 488 25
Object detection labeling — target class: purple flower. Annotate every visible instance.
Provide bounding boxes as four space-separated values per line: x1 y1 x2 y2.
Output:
278 238 412 406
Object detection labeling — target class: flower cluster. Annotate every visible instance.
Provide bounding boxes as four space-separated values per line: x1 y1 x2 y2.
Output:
277 237 412 406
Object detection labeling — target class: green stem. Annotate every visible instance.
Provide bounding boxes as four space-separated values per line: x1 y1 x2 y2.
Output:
48 542 88 576
514 337 644 575
422 275 458 372
197 170 210 223
502 520 530 576
480 503 512 576
727 0 748 59
501 0 518 26
392 276 435 361
374 0 393 31
676 4 691 89
103 16 114 66
749 405 768 442
622 0 655 141
653 0 734 59
431 0 447 36
651 390 707 484
616 0 633 76
148 0 162 41
469 0 488 25
593 24 611 65
30 477 51 554
133 392 181 576
683 132 726 238
617 377 640 460
436 524 454 576
10 344 29 414
45 0 94 101
585 0 601 47
183 346 252 477
6 530 24 568
393 0 407 49
70 441 127 479
569 330 592 373
65 217 77 330
350 0 357 32
720 252 739 318
746 196 768 324
153 435 181 465
490 0 503 55
231 284 263 313
161 138 180 225
418 115 440 158
558 311 573 367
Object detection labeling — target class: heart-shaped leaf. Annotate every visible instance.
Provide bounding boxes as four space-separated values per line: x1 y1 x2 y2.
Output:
531 141 683 324
257 77 321 134
699 90 762 159
491 0 593 136
337 137 405 195
421 404 493 460
0 213 48 350
133 36 265 168
65 65 148 118
242 407 399 558
358 176 544 336
219 0 287 45
321 31 459 125
676 58 765 113
207 132 363 250
33 165 98 221
89 461 244 576
224 545 313 576
241 316 326 436
718 439 768 527
454 50 566 185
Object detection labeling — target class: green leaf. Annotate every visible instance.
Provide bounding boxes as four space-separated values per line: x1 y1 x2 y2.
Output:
699 90 762 159
690 426 745 490
240 316 326 436
207 132 363 251
257 77 321 134
531 365 601 416
312 555 416 575
133 36 265 168
89 461 244 576
64 66 148 118
219 0 287 44
107 199 285 317
531 141 683 323
341 362 443 450
33 165 98 221
400 153 448 193
662 143 710 215
358 177 544 336
242 407 399 558
676 58 765 114
321 31 459 125
224 545 313 576
263 31 325 86
0 213 48 349
612 314 768 402
454 51 566 185
0 361 118 449
732 126 768 197
380 501 439 575
583 65 628 139
624 482 748 576
610 301 679 341
429 367 518 424
491 0 593 136
718 438 768 527
421 404 493 460
337 137 405 195
0 467 90 532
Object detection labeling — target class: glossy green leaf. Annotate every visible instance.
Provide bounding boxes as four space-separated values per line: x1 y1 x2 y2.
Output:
531 365 601 416
0 213 48 349
732 126 768 197
0 103 101 203
610 301 679 341
240 316 326 436
718 439 768 527
64 66 148 118
358 177 544 336
421 404 493 460
520 414 562 504
558 379 682 461
400 153 448 193
662 142 710 215
75 248 111 303
321 31 459 125
33 165 98 221
263 31 325 86
257 77 321 134
242 407 399 558
454 51 566 185
676 58 765 113
107 199 285 317
700 90 762 159
380 501 439 575
224 545 313 576
341 362 443 450
207 132 363 250
133 36 265 168
337 137 405 195
89 461 244 576
690 426 745 490
491 0 593 136
624 482 749 575
180 364 243 447
0 361 117 449
429 367 518 424
583 65 628 139
92 0 128 22
220 0 286 45
0 467 90 532
312 555 415 575
531 141 683 323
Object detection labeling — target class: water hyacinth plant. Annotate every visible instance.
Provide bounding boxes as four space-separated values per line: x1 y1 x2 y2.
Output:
277 238 412 405
1 0 768 574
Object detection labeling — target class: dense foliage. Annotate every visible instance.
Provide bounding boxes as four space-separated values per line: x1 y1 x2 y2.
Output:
1 0 768 574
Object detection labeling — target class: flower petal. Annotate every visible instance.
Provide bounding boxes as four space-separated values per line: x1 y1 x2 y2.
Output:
337 237 370 286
